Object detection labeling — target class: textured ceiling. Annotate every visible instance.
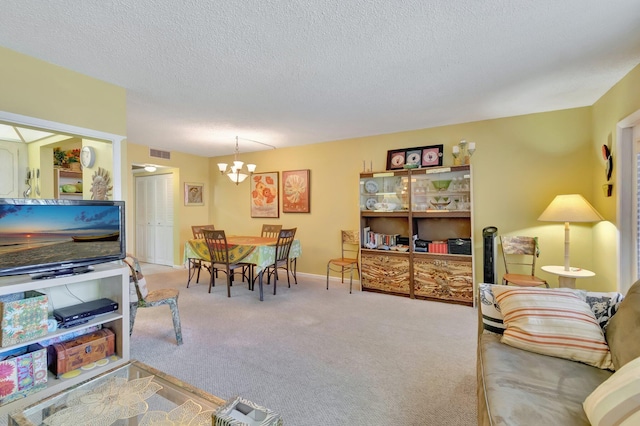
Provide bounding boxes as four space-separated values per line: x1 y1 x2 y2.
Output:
1 1 640 156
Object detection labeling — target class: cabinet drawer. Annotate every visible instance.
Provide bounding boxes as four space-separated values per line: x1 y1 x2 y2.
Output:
413 255 473 304
361 252 410 295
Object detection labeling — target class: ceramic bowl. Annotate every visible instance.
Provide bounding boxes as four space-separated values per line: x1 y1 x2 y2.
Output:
432 180 452 191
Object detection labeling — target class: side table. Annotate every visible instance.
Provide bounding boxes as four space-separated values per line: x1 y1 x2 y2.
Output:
541 265 595 288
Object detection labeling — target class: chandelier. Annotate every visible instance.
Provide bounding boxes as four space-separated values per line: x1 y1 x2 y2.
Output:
217 136 257 184
217 136 276 184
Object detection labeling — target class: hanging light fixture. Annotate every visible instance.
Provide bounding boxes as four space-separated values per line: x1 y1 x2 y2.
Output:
217 136 257 184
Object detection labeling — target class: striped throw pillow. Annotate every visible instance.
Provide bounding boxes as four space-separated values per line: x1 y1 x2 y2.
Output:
583 355 640 425
492 286 613 370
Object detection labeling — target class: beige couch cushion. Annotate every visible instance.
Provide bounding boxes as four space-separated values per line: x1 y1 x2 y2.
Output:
605 279 640 370
583 354 640 426
493 286 613 369
478 332 612 425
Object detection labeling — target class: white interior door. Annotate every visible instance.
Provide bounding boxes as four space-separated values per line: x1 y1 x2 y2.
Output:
0 141 27 198
135 174 174 265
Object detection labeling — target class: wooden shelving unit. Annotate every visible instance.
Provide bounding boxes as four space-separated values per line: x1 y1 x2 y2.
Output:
359 165 474 305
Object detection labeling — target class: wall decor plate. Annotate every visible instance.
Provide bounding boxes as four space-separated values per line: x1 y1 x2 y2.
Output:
364 180 378 194
365 197 377 210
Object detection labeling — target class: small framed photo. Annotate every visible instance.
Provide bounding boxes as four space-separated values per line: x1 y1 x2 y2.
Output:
386 150 406 170
386 144 444 170
421 144 444 167
184 182 204 206
250 172 279 218
282 169 310 213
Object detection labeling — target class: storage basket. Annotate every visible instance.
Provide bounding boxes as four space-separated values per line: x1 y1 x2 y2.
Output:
0 343 47 402
0 291 49 347
448 238 472 255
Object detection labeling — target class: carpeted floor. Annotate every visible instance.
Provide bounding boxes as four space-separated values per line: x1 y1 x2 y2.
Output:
130 265 478 425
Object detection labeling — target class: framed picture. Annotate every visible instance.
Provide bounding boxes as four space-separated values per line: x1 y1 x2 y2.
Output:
386 150 406 170
421 144 444 167
386 144 444 170
184 182 204 206
250 172 279 218
282 169 310 213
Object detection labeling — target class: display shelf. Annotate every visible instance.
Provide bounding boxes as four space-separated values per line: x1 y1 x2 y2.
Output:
0 262 130 418
53 169 83 199
359 165 474 305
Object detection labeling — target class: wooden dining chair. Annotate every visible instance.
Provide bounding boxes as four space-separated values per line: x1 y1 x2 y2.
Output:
202 229 251 297
327 230 361 294
261 224 282 239
124 255 183 345
500 235 549 288
266 228 297 295
187 225 216 287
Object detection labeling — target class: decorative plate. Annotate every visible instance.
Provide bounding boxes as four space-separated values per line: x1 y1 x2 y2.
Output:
364 180 378 194
365 197 377 210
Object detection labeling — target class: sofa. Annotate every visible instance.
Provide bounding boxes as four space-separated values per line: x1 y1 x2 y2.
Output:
477 280 640 425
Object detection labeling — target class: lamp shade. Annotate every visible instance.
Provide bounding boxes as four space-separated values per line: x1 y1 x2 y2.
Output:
538 194 604 223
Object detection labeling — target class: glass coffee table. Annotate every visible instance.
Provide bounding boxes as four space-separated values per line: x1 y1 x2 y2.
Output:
9 360 226 426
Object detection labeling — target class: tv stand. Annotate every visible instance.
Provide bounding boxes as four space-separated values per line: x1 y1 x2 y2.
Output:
30 265 94 280
0 262 130 418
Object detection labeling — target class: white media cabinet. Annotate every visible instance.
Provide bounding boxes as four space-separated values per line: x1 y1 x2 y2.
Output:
0 262 130 419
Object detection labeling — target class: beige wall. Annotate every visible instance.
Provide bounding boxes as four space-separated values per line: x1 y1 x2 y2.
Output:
0 46 127 204
0 46 126 136
126 142 211 262
3 45 640 292
210 107 600 287
591 65 640 291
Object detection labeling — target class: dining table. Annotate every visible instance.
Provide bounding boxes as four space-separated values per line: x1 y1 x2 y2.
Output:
183 236 302 301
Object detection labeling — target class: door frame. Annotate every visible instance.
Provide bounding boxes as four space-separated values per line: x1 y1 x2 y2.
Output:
0 110 126 199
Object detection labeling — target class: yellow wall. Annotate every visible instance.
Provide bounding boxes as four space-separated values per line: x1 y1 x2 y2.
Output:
126 142 211 262
210 107 600 287
591 65 640 291
0 47 126 136
3 45 640 292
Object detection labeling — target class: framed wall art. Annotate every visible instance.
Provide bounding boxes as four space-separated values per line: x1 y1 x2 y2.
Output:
250 172 279 218
184 182 204 206
386 144 444 170
282 169 310 213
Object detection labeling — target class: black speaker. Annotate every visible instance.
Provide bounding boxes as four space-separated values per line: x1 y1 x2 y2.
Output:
483 226 498 284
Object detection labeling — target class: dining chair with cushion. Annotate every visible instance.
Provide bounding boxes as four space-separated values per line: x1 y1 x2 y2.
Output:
266 228 297 295
500 235 549 287
187 225 217 287
261 224 282 239
327 230 361 294
203 229 251 297
124 255 183 345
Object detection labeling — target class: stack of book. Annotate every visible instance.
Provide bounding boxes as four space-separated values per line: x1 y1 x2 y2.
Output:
362 227 402 249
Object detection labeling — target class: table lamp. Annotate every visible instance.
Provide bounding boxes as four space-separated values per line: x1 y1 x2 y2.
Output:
538 194 604 271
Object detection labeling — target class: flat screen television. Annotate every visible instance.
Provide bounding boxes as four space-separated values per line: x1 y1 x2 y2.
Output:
0 198 125 279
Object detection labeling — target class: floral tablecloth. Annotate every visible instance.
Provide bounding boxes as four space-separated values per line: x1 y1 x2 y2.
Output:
183 236 302 273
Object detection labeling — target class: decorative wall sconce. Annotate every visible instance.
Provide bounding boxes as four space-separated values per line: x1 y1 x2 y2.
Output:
452 140 475 165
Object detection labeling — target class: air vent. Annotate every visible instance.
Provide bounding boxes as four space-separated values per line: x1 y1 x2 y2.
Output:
149 148 171 160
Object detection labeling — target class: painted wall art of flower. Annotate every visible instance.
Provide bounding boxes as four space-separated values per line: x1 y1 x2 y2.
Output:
250 172 279 218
